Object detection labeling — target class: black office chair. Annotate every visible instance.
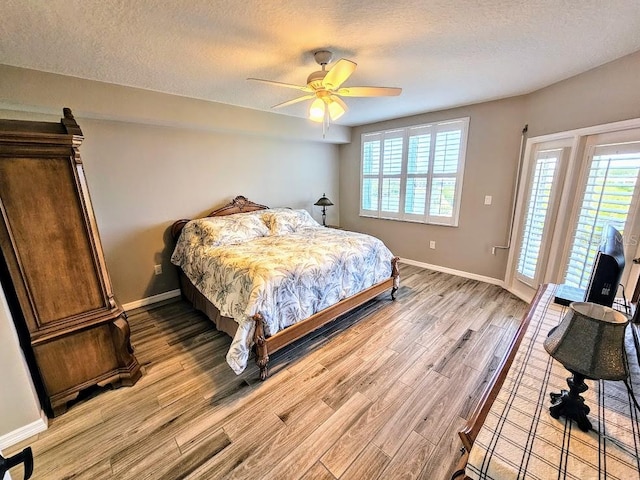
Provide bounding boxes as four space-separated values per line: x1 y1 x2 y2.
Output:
0 447 33 480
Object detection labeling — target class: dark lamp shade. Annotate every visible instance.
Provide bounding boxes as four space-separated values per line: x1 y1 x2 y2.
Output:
544 302 628 381
314 194 334 207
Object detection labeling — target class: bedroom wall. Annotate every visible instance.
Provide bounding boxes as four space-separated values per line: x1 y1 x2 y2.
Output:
525 49 640 137
339 96 527 282
0 65 344 305
80 119 339 304
0 284 44 447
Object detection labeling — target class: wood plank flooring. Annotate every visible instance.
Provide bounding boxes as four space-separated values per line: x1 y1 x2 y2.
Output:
4 265 527 480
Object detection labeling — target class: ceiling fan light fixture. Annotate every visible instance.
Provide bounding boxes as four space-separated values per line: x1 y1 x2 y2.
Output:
309 97 325 122
327 99 345 121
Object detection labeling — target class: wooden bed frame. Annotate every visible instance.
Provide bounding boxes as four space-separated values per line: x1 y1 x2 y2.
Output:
171 195 400 380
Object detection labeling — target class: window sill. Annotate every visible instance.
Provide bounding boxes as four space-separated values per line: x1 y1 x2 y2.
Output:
359 214 459 227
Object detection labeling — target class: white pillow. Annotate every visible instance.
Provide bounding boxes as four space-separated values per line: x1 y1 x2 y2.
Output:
185 212 269 246
261 208 321 235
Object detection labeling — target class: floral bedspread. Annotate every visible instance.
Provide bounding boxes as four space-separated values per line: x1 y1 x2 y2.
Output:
171 226 394 373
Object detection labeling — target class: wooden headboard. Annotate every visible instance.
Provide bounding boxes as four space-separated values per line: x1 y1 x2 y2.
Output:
170 195 269 240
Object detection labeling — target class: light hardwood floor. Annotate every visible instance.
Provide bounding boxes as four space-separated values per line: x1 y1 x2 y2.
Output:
5 265 528 480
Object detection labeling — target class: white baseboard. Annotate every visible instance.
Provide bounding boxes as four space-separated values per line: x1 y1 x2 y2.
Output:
505 284 535 303
0 411 47 450
399 258 505 287
122 289 181 311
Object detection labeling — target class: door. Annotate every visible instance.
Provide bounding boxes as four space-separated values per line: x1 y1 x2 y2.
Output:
507 140 571 301
507 126 640 303
560 133 640 292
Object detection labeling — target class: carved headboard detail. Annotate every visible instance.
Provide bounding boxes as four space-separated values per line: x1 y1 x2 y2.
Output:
170 195 269 240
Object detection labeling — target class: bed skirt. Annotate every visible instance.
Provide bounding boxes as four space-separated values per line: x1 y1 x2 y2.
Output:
178 270 239 338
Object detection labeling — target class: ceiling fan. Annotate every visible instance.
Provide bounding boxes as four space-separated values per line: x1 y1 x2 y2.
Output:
248 50 402 123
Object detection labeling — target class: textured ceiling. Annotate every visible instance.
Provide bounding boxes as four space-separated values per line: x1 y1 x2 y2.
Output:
2 0 640 126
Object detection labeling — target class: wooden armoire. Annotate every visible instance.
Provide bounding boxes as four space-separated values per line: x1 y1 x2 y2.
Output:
0 108 141 416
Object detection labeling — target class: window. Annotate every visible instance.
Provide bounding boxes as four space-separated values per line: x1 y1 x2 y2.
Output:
360 118 469 226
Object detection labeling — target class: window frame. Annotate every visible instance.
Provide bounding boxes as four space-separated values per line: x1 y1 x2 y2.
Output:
359 117 469 227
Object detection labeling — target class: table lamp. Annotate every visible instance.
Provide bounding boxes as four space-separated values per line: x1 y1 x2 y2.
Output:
543 302 628 432
314 194 333 226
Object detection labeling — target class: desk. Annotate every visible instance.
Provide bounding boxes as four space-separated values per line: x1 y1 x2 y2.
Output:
460 284 640 479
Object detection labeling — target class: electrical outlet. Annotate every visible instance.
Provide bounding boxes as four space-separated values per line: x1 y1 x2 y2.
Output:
154 264 162 275
429 240 436 249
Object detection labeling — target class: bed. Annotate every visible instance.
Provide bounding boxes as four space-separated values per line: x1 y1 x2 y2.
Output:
170 195 399 380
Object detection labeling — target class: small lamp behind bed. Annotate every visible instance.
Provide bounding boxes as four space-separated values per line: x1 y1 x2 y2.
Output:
314 194 334 226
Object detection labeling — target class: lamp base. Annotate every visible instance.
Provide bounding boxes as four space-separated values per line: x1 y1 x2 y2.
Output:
549 373 592 432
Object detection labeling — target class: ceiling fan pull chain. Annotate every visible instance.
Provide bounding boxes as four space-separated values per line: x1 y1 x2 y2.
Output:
322 108 328 138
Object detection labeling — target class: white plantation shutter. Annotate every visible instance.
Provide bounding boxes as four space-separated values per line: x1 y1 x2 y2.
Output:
360 118 468 225
361 134 382 214
433 129 461 174
405 125 431 216
564 142 640 288
430 127 461 220
381 135 404 215
516 149 561 284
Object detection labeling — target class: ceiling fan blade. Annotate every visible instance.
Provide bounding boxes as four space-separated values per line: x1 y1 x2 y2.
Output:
271 94 316 109
322 59 357 90
248 78 312 92
335 86 402 97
